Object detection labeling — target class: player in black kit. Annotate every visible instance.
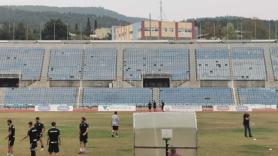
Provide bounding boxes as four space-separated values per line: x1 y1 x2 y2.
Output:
47 122 61 156
5 119 15 156
79 117 89 154
22 122 39 156
34 117 45 151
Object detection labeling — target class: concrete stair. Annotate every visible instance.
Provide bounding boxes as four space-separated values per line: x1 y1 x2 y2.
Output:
177 47 200 88
76 87 83 108
29 81 49 88
41 48 51 81
29 48 51 87
113 81 134 88
152 88 160 103
233 87 240 105
264 46 274 81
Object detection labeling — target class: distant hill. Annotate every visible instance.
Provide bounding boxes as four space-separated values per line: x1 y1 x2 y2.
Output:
3 5 142 23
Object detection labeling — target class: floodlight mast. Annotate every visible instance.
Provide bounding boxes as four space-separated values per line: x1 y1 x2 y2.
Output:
161 129 173 156
160 0 163 21
163 138 170 156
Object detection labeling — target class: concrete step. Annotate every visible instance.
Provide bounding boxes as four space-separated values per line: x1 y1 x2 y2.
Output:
152 88 160 104
76 87 83 108
41 48 51 81
28 81 50 88
113 81 134 88
263 47 274 81
116 47 124 81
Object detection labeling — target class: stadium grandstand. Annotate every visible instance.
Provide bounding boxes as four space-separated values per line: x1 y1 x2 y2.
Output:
0 41 277 110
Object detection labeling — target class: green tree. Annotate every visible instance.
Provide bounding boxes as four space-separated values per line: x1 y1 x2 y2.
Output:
93 20 98 33
75 23 79 34
0 23 11 40
85 18 91 36
222 23 237 40
15 23 26 40
42 19 67 40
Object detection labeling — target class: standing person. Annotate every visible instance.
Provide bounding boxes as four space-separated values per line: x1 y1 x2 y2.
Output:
148 101 152 112
161 101 165 112
34 117 45 151
5 119 15 156
79 117 89 154
153 100 157 112
243 113 253 137
47 122 61 156
112 111 120 138
21 122 39 156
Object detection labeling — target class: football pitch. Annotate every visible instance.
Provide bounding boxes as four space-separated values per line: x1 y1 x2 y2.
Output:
0 112 277 156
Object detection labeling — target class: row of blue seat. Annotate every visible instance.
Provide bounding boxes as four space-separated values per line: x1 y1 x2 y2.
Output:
1 47 278 81
197 47 266 80
0 48 44 80
2 87 278 107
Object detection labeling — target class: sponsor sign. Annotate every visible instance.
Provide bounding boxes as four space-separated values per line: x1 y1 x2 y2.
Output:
213 105 252 112
98 105 136 112
164 105 202 112
235 106 252 112
245 104 277 109
35 105 73 112
213 105 231 112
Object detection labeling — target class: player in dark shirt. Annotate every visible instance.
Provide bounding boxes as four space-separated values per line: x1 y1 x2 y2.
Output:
5 119 15 156
79 117 89 154
47 122 61 156
243 113 253 137
153 100 157 112
161 101 165 112
34 117 45 151
148 101 152 112
22 122 39 156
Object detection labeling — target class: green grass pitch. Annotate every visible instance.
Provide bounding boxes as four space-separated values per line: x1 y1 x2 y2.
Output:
0 112 277 156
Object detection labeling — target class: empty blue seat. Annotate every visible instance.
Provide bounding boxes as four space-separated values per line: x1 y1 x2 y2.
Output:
3 88 77 107
82 88 152 106
123 48 190 81
160 88 234 105
0 48 44 80
83 48 117 80
238 88 278 105
231 47 266 80
270 48 278 80
48 48 83 80
196 48 230 80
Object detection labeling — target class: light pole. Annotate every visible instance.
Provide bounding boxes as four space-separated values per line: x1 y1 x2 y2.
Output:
241 23 243 40
13 22 15 40
213 23 216 39
54 23 56 40
226 22 229 40
40 23 42 40
161 129 173 156
26 24 28 40
254 20 257 39
67 23 69 40
269 21 271 40
275 23 277 40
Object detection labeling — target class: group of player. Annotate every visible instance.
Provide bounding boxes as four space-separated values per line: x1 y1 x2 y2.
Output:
6 117 90 156
5 112 120 156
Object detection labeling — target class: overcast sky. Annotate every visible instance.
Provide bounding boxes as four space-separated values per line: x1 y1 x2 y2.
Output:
0 0 277 20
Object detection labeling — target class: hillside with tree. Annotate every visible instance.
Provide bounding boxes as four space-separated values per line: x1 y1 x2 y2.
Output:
188 16 278 40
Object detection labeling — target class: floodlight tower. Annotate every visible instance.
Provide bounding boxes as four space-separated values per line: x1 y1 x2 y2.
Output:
160 0 163 21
